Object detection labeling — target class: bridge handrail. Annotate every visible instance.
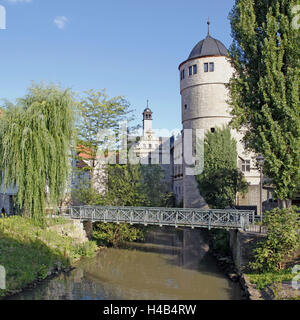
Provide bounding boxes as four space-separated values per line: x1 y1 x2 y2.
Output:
61 206 256 231
66 205 254 214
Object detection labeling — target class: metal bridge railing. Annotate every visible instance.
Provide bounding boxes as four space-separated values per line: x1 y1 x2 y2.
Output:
59 206 256 231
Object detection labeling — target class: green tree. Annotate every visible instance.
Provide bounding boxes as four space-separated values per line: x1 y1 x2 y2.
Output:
0 83 75 222
228 0 300 208
102 163 148 207
141 164 174 207
196 126 248 209
92 222 145 247
250 207 300 272
75 89 135 186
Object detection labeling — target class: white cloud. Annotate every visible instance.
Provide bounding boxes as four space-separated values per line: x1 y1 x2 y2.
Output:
54 16 68 30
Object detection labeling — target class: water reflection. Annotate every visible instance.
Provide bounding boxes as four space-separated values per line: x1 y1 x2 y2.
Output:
8 228 242 300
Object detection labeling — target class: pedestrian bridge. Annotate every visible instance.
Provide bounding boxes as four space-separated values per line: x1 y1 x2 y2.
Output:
65 206 255 230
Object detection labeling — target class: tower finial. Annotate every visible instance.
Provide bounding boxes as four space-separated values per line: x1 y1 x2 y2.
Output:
147 99 149 108
207 18 210 36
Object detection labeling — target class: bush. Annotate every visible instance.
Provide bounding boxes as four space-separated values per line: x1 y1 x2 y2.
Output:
72 241 98 258
92 222 145 247
250 207 300 272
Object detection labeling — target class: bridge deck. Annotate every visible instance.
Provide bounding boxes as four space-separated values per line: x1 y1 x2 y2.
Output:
64 206 256 230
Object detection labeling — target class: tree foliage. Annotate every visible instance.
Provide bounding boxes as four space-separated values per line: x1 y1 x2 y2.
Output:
103 163 148 207
228 0 300 206
0 83 75 222
76 89 135 178
196 126 248 209
74 163 173 208
92 222 145 247
250 207 300 272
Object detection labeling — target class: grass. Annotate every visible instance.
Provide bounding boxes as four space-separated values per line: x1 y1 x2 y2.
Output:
0 216 98 298
246 269 295 290
45 216 70 227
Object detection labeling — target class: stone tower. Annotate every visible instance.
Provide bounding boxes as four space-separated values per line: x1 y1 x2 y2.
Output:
179 22 235 208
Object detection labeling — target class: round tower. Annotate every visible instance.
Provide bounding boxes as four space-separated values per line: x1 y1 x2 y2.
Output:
179 22 234 208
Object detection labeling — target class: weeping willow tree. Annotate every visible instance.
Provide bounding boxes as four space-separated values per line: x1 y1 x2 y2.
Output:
0 83 75 222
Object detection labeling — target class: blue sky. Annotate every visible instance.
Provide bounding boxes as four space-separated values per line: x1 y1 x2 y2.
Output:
0 0 235 131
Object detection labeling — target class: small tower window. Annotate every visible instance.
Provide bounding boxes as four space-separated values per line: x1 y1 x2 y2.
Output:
180 69 185 80
184 104 187 110
189 66 193 76
193 64 197 74
204 62 215 72
211 128 215 133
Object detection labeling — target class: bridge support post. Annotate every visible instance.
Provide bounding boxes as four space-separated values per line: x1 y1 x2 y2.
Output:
82 221 93 240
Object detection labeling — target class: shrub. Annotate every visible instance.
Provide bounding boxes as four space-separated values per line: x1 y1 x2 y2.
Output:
92 222 145 247
250 207 300 272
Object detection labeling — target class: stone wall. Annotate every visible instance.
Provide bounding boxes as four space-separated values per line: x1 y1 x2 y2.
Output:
229 229 266 274
48 220 89 244
237 185 270 213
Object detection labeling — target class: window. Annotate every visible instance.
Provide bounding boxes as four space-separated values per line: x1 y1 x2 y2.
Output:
204 62 215 72
211 128 215 133
149 144 152 149
184 104 187 110
189 66 193 76
193 64 197 74
180 69 185 80
242 160 251 172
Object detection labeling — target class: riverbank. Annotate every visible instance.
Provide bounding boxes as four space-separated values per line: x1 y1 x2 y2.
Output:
0 216 98 298
243 269 300 300
6 226 243 300
211 231 300 300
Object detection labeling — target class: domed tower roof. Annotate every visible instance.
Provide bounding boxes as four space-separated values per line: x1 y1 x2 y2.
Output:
180 21 228 67
143 101 153 120
188 35 228 59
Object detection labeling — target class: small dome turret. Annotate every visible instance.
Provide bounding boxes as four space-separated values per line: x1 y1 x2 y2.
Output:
143 101 153 120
